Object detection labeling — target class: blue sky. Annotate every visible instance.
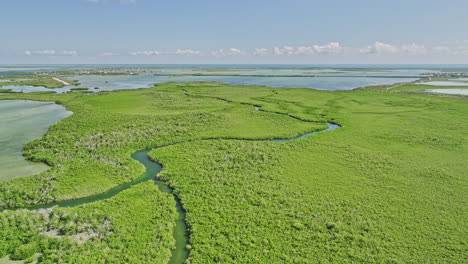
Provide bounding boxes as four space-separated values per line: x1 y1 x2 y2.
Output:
1 0 468 64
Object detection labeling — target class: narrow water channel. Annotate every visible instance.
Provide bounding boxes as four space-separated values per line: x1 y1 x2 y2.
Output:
7 99 341 264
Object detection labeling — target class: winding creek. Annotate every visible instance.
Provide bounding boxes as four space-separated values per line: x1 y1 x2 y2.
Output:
4 98 341 264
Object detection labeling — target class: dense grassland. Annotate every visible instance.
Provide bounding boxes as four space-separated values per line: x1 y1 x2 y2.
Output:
1 181 176 263
0 84 320 207
150 82 467 263
0 81 467 263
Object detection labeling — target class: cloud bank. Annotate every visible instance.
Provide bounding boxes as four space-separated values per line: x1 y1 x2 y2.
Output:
24 50 78 56
273 42 343 56
175 49 202 56
24 41 468 61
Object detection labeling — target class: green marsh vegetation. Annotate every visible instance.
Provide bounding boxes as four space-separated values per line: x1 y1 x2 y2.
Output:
0 83 321 207
70 87 89 91
0 76 78 89
0 181 176 263
159 82 467 263
0 81 467 263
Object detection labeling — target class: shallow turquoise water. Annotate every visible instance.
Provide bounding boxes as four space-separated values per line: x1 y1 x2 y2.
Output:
0 100 71 182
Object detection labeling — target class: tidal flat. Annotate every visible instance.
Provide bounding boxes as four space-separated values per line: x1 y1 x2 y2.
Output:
418 81 468 86
427 88 468 95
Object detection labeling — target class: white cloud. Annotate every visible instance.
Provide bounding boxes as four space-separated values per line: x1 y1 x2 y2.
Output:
24 49 79 56
402 43 427 55
360 42 399 55
253 48 269 56
452 45 468 55
311 42 343 55
175 49 202 56
210 49 225 57
25 49 56 56
273 42 343 56
358 42 468 57
450 44 468 56
432 46 451 54
273 46 294 55
432 45 468 56
273 47 284 55
129 50 160 56
227 48 243 55
209 48 245 57
88 41 468 61
62 50 79 56
99 52 120 56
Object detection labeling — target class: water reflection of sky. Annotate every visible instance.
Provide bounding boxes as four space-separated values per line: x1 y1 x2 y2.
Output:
0 85 73 93
427 89 468 95
419 81 468 86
